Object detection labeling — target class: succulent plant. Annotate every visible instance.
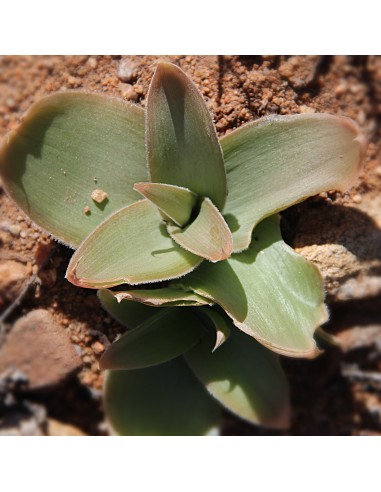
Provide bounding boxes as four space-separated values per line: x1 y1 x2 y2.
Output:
0 62 365 435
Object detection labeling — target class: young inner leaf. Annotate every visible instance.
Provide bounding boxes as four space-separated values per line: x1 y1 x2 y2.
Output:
167 197 233 262
133 182 197 227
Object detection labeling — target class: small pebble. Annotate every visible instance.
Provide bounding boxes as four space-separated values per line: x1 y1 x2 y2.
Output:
375 166 381 177
88 57 98 69
117 59 138 83
83 206 91 215
91 189 108 204
91 341 105 355
9 224 21 237
352 194 362 204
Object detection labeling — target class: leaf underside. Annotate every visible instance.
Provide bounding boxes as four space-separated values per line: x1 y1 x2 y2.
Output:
146 62 227 211
108 287 212 307
185 326 291 429
167 198 233 262
104 359 222 436
100 308 204 370
0 93 147 247
98 289 156 328
66 199 203 288
175 215 327 357
221 114 365 252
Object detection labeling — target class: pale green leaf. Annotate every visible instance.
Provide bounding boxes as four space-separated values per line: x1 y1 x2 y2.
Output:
146 62 227 211
221 114 365 252
0 93 147 247
98 289 156 328
167 198 233 262
66 199 203 288
196 307 231 351
109 287 212 307
175 215 328 358
104 359 222 435
186 326 290 429
134 182 197 227
100 308 204 370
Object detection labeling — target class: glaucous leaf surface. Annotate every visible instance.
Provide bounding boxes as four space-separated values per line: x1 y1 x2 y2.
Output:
66 199 203 288
108 287 211 307
100 308 204 370
185 326 290 429
0 93 147 247
175 216 327 357
98 289 157 328
134 182 197 227
196 307 231 351
146 62 227 211
167 198 233 262
221 114 365 252
104 359 222 436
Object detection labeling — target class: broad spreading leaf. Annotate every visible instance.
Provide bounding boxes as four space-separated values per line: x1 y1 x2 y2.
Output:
185 325 290 429
221 114 365 252
104 359 222 436
66 199 203 288
0 93 147 247
175 215 328 358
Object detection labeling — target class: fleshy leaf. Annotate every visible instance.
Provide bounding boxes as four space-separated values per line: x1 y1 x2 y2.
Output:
100 308 204 370
98 289 156 328
220 114 366 252
109 287 211 307
134 182 197 227
196 307 231 351
0 93 147 247
167 198 233 262
185 326 290 429
104 359 222 435
66 199 203 288
146 62 227 211
175 215 328 358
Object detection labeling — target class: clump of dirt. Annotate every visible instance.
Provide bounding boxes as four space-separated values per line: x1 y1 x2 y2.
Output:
0 55 381 435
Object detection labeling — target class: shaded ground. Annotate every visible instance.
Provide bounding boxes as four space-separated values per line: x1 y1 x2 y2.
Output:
0 55 381 435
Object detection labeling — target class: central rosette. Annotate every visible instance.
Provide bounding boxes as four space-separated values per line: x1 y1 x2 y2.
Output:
133 182 233 262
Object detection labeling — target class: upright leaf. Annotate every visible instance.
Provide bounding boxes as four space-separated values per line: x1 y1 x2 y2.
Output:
100 308 204 370
0 93 147 247
66 199 203 288
221 114 365 252
175 216 328 358
185 327 290 429
104 359 222 436
146 62 227 211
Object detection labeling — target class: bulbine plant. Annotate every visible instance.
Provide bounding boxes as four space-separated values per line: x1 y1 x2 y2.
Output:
0 62 365 435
